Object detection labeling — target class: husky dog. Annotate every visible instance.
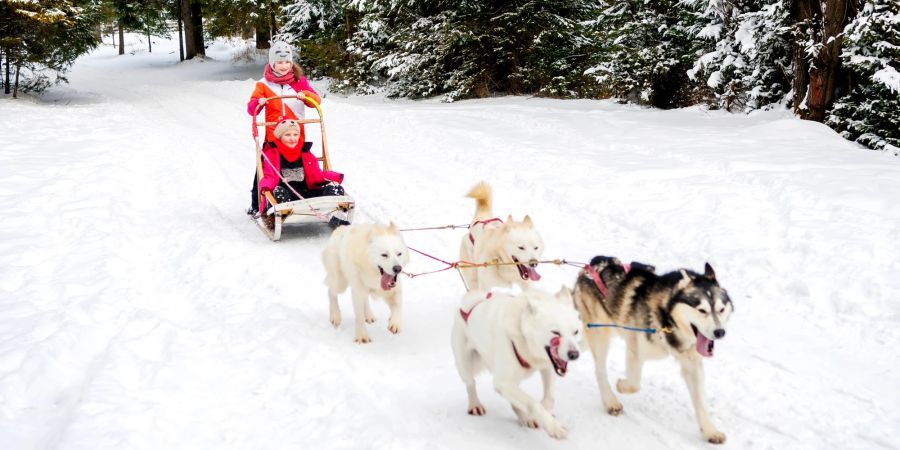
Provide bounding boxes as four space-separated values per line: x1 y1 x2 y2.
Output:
573 256 734 444
322 223 410 343
451 287 582 439
459 182 544 291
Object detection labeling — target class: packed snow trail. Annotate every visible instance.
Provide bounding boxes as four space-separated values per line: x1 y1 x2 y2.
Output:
0 37 898 450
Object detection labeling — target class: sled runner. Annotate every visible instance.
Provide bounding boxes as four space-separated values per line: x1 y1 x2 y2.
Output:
253 95 355 241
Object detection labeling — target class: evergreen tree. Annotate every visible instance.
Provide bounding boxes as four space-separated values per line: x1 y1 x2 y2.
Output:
0 0 100 96
827 0 900 153
586 0 701 108
688 0 793 111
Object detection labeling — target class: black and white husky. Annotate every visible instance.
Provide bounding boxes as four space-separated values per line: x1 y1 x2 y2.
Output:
573 256 734 444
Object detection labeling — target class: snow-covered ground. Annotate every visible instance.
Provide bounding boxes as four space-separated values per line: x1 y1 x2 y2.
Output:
1 35 898 450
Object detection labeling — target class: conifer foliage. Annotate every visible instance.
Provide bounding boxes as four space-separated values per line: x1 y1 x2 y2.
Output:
826 0 900 153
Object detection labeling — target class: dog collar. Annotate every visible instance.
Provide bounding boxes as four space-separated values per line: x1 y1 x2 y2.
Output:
511 341 531 369
468 217 504 245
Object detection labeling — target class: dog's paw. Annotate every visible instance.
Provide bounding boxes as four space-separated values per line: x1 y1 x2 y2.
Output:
467 405 486 416
354 335 372 344
543 419 568 439
606 402 624 416
518 418 540 429
365 316 376 324
330 317 341 328
388 322 401 334
616 379 640 394
704 430 726 444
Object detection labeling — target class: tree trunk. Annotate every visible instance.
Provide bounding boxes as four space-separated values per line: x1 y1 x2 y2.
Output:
177 0 184 61
13 61 20 98
4 53 10 95
146 11 152 53
0 49 4 92
190 1 205 57
181 0 195 59
792 0 858 121
255 21 271 49
118 18 125 55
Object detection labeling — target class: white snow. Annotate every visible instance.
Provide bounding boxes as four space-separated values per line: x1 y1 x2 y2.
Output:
1 35 899 450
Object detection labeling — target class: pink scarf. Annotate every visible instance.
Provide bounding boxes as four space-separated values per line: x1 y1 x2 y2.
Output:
264 64 294 84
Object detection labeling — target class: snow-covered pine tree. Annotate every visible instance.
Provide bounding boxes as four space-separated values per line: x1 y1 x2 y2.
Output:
1 0 100 96
826 0 899 154
688 0 793 111
586 0 701 108
338 0 599 100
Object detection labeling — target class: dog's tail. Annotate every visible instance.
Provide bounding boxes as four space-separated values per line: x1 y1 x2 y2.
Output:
466 181 492 220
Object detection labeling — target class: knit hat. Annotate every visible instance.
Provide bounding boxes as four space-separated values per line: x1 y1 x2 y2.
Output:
273 119 301 139
268 41 294 65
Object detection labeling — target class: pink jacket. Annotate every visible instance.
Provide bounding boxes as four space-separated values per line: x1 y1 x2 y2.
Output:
259 140 343 194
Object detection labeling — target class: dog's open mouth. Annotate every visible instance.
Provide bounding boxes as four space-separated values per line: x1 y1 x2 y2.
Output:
512 256 541 281
691 324 715 357
545 340 568 377
378 266 398 291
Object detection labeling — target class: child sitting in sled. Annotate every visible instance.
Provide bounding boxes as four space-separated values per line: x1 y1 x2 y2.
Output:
255 118 345 214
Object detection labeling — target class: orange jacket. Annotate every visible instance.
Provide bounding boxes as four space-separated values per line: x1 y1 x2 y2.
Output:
248 77 321 142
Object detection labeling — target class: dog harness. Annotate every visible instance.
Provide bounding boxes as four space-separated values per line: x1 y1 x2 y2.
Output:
511 342 531 369
459 292 492 324
584 262 632 297
467 218 504 245
459 292 532 370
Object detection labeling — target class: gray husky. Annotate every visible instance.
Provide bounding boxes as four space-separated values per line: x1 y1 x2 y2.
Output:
573 256 734 444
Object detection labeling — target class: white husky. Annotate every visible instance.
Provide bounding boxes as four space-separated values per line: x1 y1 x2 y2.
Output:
459 182 544 291
451 287 583 439
322 223 410 343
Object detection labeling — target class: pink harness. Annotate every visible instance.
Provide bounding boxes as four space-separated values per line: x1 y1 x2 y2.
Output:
459 292 492 323
468 218 504 245
459 291 534 370
584 262 631 297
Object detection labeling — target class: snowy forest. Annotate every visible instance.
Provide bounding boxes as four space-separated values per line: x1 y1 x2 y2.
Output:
2 0 898 152
0 0 900 152
2 1 900 449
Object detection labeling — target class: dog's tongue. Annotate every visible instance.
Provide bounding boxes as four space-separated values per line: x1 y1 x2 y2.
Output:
696 332 714 357
380 273 396 291
525 266 541 281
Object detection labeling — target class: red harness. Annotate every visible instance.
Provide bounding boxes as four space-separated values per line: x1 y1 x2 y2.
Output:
459 292 532 370
584 262 631 298
459 292 492 323
512 342 531 369
468 218 504 245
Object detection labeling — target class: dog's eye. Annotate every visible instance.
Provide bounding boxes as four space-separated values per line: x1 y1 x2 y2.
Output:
552 331 561 337
396 252 402 257
718 307 725 314
574 329 579 335
518 246 525 250
380 253 388 258
698 309 709 315
533 246 539 250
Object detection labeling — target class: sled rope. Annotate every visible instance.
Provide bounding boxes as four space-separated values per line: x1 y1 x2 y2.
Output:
399 224 471 232
586 323 673 334
403 246 588 278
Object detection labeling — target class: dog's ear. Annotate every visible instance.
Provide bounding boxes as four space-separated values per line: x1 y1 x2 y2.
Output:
523 215 533 228
555 286 573 305
703 262 716 280
677 269 692 289
506 214 514 223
